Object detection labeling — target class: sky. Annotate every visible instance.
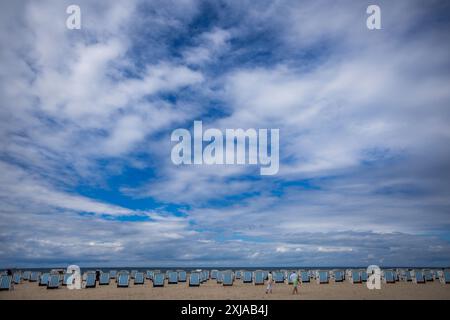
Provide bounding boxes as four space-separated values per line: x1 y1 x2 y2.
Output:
1 0 450 268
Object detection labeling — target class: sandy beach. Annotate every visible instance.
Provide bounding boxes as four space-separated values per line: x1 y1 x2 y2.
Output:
2 279 450 300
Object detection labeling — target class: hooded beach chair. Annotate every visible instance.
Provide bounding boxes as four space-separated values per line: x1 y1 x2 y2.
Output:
300 271 310 283
47 274 61 289
383 270 395 283
134 272 144 284
431 270 439 280
99 272 110 285
39 273 50 286
254 270 265 285
117 272 130 287
222 271 234 286
145 270 153 280
22 271 30 281
202 270 209 282
402 270 412 281
153 272 165 287
13 273 21 284
109 270 117 279
29 271 40 282
216 271 223 284
62 273 72 286
316 270 329 284
0 275 12 291
243 271 253 283
210 270 218 279
413 270 425 284
85 272 96 288
423 270 433 281
168 271 178 284
235 271 242 279
334 270 344 282
273 271 285 283
349 270 361 284
360 270 368 282
189 272 201 287
439 270 450 284
178 270 187 282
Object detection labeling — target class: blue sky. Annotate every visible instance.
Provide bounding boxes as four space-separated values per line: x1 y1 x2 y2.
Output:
1 0 450 267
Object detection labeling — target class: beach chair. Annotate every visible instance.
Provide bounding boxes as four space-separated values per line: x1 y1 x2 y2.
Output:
348 270 361 284
62 273 72 286
235 271 242 280
273 271 285 283
189 272 201 287
99 273 110 285
254 270 265 285
168 271 178 284
360 270 368 282
300 271 310 283
178 270 187 282
423 270 433 282
431 270 439 280
413 270 425 284
153 273 165 287
22 271 31 281
334 270 344 282
13 273 21 284
39 273 50 286
85 272 96 288
402 270 412 281
0 275 12 291
29 271 40 282
134 272 144 284
210 270 218 279
383 270 395 283
243 271 253 283
439 270 450 284
216 271 223 284
117 272 130 287
130 270 138 279
223 271 234 286
109 270 117 279
316 270 329 284
47 274 61 289
145 270 153 280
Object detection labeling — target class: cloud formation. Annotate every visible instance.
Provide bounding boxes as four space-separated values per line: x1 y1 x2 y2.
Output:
1 0 450 267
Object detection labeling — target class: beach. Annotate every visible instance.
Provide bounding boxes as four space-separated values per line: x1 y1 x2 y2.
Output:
2 279 450 300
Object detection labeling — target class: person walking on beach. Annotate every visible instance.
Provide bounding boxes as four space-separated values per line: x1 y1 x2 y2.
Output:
290 271 299 295
266 272 273 294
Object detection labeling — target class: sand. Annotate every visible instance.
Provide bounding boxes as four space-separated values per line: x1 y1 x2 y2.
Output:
2 279 450 300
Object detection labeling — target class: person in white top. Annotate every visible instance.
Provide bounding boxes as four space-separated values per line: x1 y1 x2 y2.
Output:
266 272 273 294
289 271 299 294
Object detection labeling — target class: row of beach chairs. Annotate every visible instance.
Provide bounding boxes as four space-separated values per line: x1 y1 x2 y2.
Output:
2 268 450 291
